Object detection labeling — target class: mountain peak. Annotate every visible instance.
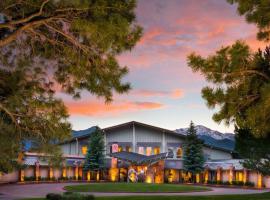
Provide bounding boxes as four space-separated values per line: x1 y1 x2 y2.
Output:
175 125 235 151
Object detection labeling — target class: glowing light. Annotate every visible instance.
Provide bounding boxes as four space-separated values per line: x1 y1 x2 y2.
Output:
35 163 40 181
49 167 53 179
258 173 262 188
154 147 160 155
82 146 88 155
96 171 100 181
229 168 234 184
62 168 67 178
243 170 247 184
75 166 79 180
110 168 118 182
204 170 208 183
20 169 24 182
196 173 200 183
146 147 152 156
146 176 152 183
217 169 221 182
87 171 90 181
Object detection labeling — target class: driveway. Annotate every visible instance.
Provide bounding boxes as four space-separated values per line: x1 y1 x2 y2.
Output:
0 183 269 200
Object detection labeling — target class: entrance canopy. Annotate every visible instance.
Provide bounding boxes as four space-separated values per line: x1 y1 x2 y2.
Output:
110 151 173 165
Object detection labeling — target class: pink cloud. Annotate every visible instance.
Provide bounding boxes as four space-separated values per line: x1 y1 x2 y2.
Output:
131 88 184 99
66 100 165 116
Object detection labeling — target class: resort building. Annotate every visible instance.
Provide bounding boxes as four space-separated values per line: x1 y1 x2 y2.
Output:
1 121 269 188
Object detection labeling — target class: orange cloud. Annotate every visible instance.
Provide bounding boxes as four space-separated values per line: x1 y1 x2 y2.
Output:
66 100 164 116
171 89 184 99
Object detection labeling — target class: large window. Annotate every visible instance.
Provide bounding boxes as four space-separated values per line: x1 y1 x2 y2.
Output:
154 147 160 155
138 147 144 155
126 146 132 152
81 146 88 155
146 147 152 156
177 147 183 158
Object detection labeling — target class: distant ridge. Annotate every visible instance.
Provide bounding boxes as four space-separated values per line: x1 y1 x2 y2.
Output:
175 125 235 152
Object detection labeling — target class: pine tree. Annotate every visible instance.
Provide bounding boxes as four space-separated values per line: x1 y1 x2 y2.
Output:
83 127 105 179
0 0 142 172
183 121 205 182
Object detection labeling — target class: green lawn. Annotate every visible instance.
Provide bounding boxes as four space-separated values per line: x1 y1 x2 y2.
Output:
21 192 270 200
64 183 210 193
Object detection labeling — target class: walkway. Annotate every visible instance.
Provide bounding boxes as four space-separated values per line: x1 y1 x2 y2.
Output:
0 183 269 200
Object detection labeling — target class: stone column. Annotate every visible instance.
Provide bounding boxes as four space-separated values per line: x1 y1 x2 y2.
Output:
229 166 235 184
35 161 40 181
217 167 222 182
258 173 263 188
243 169 248 184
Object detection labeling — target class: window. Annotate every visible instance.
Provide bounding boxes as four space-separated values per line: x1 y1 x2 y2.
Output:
236 171 243 182
154 147 160 155
81 146 88 155
146 147 152 156
167 148 174 158
126 146 132 152
118 146 123 152
138 147 144 154
177 147 183 158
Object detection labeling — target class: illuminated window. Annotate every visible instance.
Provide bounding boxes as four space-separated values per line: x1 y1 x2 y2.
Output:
126 146 132 152
177 147 183 158
82 146 88 155
118 146 123 152
146 147 152 156
154 147 160 155
236 171 243 182
138 147 144 154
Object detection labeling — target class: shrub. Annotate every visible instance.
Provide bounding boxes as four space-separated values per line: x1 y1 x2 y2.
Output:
245 181 255 187
46 193 62 200
24 176 35 181
46 192 95 200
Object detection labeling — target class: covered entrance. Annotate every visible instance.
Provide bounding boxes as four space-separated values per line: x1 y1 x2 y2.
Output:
110 151 173 183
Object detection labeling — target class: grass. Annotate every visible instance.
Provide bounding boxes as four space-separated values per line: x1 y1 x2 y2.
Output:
64 183 210 193
21 192 270 200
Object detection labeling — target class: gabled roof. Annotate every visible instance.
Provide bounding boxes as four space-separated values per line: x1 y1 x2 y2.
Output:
103 121 186 139
103 121 233 153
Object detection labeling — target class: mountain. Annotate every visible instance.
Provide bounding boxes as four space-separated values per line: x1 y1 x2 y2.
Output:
175 125 235 152
72 126 97 139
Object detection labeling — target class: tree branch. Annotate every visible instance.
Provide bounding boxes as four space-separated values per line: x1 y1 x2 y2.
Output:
0 0 50 29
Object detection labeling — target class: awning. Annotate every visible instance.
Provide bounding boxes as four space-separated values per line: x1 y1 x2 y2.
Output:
110 151 173 165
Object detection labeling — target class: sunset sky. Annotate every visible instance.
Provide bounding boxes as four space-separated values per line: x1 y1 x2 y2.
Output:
58 0 267 132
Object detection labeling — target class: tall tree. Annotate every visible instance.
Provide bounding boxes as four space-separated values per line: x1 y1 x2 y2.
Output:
0 68 70 172
183 121 205 182
235 127 270 176
227 0 270 41
188 42 270 137
83 127 105 179
0 0 142 171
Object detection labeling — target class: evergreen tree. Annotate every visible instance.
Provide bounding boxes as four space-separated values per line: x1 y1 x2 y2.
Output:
0 0 142 172
235 127 270 176
183 121 205 182
188 43 270 138
227 0 270 41
83 127 105 179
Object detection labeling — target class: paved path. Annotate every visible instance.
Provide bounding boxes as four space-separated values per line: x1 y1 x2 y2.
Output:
0 183 269 200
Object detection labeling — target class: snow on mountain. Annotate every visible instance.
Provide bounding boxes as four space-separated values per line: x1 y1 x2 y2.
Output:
175 125 235 141
175 125 235 151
